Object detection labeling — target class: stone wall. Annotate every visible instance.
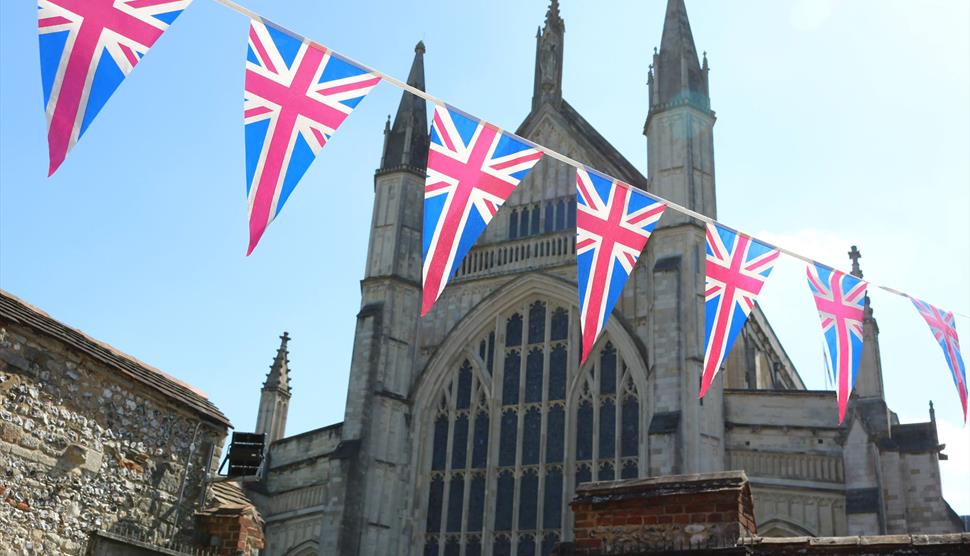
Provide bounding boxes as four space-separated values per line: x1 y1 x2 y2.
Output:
246 424 346 556
0 318 227 554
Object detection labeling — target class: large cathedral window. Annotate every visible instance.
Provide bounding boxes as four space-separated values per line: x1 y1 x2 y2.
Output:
422 299 644 556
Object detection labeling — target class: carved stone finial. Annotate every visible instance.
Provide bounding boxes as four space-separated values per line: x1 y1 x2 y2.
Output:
848 245 863 278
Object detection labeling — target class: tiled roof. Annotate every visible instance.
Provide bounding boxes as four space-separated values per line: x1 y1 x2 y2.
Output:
0 289 230 427
199 481 262 524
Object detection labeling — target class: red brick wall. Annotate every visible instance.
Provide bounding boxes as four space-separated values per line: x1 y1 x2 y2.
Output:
571 484 756 552
196 512 265 555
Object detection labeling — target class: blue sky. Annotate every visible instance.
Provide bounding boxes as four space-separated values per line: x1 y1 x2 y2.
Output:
2 0 968 513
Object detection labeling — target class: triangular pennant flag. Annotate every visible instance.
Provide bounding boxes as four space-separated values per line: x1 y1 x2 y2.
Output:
806 263 867 423
577 168 665 362
421 105 544 315
700 224 779 398
911 297 968 422
245 20 380 255
38 0 192 176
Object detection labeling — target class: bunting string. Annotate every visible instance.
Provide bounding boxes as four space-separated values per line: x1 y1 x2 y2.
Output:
207 0 969 320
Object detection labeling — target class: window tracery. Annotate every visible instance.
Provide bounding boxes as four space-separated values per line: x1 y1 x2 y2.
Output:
422 299 643 555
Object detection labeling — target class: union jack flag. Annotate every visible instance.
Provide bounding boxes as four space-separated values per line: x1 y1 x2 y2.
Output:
911 298 968 422
806 263 867 423
577 168 665 362
245 20 380 255
422 105 543 315
38 0 190 176
700 224 779 398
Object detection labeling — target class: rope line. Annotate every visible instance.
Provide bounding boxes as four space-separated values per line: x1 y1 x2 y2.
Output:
210 0 969 319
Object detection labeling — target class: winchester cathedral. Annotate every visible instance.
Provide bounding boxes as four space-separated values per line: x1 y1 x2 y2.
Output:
243 1 964 554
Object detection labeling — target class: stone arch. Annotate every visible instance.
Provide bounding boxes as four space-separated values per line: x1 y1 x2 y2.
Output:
408 272 651 554
284 539 319 556
758 518 816 538
412 272 648 411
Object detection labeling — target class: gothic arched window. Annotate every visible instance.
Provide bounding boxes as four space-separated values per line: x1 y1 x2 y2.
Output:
421 299 644 556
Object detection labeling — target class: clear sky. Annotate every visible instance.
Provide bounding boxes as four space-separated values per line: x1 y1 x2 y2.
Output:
2 0 968 513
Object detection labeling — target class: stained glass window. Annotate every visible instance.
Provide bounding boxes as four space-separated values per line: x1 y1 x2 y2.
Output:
555 199 566 230
525 348 543 403
523 408 541 465
519 470 539 529
509 210 519 240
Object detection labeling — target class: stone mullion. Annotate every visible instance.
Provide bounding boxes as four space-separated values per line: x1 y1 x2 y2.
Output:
535 304 552 551
483 314 504 554
438 375 458 553
511 302 528 556
592 353 601 481
459 374 480 556
614 356 623 475
562 307 579 542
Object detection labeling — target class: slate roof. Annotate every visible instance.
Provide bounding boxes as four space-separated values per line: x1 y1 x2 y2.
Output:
0 289 230 427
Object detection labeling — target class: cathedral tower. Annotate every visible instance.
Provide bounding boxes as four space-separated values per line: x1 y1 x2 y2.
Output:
325 42 428 555
643 0 722 475
254 331 291 446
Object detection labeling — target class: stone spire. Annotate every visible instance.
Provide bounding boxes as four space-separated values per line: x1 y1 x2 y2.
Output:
255 332 292 445
379 42 428 173
532 0 565 110
649 0 710 111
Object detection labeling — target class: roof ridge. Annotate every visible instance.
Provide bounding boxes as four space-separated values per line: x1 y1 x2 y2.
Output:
0 289 230 426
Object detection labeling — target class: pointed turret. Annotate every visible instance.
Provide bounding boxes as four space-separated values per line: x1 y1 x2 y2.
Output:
645 0 716 218
263 331 291 393
379 42 428 173
255 332 292 445
532 0 565 110
650 0 709 111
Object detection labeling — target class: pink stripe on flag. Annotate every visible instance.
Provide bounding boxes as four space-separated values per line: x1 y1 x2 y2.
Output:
119 44 139 68
318 76 381 96
249 25 277 74
244 106 273 119
38 16 72 27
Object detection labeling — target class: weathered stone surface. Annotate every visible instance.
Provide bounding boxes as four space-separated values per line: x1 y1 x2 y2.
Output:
0 315 227 555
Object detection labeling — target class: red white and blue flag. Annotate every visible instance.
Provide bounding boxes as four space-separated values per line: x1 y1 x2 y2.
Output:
422 105 543 315
700 224 779 398
577 168 665 362
911 298 968 422
245 20 380 255
806 263 867 423
38 0 190 176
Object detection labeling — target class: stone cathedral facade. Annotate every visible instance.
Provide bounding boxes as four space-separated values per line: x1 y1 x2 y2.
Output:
243 2 964 554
